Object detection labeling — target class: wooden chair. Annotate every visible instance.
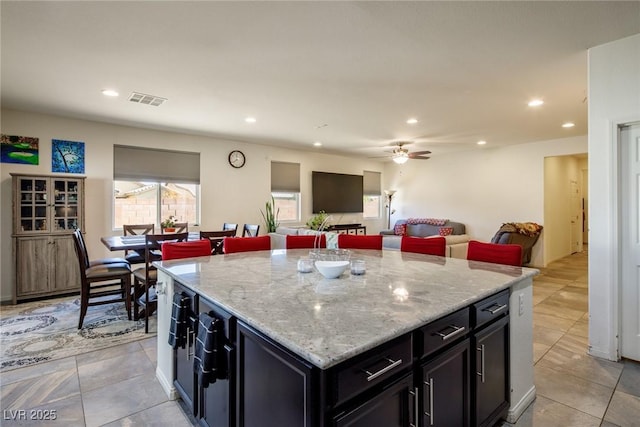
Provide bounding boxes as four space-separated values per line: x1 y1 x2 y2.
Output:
400 236 446 257
223 235 271 254
162 239 211 260
200 230 237 255
286 234 326 249
162 222 189 234
242 224 260 237
72 230 132 329
467 240 522 267
123 223 155 264
222 223 238 236
338 234 383 250
76 228 128 267
133 232 189 333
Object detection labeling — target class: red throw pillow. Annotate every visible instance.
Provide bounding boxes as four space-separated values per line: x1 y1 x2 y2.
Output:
439 227 454 236
394 224 407 236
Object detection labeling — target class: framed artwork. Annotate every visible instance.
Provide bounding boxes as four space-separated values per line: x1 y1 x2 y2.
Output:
1 134 39 165
52 139 85 173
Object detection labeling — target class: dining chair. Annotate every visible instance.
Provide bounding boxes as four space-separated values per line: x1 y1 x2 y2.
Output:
222 223 238 236
162 222 188 234
223 235 271 254
133 232 189 333
200 230 237 255
467 240 522 267
242 224 260 237
400 236 446 257
75 229 129 267
286 234 326 249
338 234 383 250
123 223 155 264
162 239 211 260
72 230 132 329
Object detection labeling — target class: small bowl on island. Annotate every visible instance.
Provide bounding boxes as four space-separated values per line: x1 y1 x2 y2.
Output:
315 260 350 279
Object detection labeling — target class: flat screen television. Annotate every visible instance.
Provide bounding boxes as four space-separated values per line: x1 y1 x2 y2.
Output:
312 171 363 213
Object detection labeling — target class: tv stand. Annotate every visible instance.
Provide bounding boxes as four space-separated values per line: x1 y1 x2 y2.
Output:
326 224 366 235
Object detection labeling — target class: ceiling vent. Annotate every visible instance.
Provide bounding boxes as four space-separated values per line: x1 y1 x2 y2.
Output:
128 92 167 107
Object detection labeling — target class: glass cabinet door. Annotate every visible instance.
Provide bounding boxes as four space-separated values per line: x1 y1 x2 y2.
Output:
18 177 49 232
53 179 80 232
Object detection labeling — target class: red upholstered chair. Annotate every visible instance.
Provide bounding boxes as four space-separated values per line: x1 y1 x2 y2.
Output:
401 236 446 257
162 239 211 260
338 234 383 250
467 240 522 267
224 235 271 254
286 234 326 249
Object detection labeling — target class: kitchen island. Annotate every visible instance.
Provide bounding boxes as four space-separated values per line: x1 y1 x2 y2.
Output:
154 249 537 427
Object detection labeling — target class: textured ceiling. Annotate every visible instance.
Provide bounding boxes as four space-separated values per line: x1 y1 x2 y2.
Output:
2 1 639 160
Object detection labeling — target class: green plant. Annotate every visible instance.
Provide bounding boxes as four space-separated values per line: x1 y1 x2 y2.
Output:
260 196 280 233
161 215 176 228
306 210 329 230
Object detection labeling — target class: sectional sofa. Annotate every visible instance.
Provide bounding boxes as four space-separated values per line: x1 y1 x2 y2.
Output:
380 219 470 258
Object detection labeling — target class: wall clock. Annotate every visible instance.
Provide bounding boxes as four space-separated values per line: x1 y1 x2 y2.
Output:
228 150 246 168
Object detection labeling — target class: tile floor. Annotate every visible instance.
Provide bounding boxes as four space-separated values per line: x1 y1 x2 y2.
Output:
1 249 639 426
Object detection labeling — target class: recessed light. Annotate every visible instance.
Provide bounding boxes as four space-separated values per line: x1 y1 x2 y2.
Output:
245 117 256 123
477 140 487 145
562 122 575 128
528 99 544 107
406 118 418 124
313 141 322 147
102 89 119 97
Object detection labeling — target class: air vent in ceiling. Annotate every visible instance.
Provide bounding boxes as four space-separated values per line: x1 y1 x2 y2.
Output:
128 92 167 107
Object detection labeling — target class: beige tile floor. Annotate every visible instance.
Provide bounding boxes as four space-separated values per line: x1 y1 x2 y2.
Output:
2 248 639 426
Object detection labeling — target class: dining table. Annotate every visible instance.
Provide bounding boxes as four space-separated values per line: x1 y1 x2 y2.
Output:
100 232 202 252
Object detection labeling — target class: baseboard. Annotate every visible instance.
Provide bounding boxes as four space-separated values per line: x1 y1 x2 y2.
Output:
588 347 618 362
156 367 179 400
507 385 536 423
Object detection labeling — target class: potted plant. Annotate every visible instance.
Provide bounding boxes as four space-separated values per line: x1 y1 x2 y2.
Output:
161 215 177 232
261 196 280 233
306 210 329 230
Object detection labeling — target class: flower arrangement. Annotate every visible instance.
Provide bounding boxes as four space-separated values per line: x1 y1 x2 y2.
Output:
260 196 280 233
161 215 176 229
306 210 329 230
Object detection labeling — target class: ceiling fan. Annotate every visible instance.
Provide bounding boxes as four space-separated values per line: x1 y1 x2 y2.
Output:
388 142 431 164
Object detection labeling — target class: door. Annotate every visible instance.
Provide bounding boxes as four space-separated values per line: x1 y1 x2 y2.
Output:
620 122 640 361
570 180 581 254
51 235 81 292
15 236 51 297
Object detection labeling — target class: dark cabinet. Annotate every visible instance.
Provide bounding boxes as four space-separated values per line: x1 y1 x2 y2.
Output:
333 374 415 427
473 316 509 427
420 339 471 427
237 321 318 427
173 283 198 416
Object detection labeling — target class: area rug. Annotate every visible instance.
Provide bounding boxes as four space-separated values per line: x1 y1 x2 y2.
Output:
0 296 156 372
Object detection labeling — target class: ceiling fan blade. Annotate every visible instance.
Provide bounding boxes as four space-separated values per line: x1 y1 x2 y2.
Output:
409 155 431 160
409 150 432 156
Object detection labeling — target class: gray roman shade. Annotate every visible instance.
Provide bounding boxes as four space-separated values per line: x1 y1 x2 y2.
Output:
271 161 300 192
114 145 200 184
363 170 381 195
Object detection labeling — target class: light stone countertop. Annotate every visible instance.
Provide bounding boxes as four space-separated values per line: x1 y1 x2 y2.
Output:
155 249 538 369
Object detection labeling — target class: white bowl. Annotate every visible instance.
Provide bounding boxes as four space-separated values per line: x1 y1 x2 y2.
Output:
315 260 349 279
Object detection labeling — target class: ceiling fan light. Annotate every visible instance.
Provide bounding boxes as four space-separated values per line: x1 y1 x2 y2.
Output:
393 153 409 164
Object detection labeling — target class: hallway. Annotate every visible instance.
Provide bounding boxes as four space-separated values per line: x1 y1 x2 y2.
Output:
505 249 640 426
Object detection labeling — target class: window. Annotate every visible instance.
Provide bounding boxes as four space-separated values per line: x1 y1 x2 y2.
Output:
113 145 200 229
271 161 300 222
363 171 381 218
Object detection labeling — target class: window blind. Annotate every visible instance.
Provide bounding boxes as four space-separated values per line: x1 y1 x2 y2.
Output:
363 170 381 195
271 161 300 192
114 145 200 184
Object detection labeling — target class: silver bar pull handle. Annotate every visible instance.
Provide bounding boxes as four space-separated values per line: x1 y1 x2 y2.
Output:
424 378 434 426
477 344 485 383
484 303 507 315
434 325 466 341
363 357 403 382
409 387 419 427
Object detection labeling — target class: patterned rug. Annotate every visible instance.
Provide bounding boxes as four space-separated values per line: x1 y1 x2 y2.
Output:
0 296 156 372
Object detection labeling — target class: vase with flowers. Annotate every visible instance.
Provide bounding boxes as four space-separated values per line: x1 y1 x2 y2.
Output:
161 215 177 232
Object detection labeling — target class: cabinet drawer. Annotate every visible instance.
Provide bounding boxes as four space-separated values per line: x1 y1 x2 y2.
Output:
419 308 470 359
473 290 509 329
334 334 412 406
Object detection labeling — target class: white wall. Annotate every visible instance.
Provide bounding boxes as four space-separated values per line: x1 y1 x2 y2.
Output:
588 33 640 361
383 136 587 266
0 109 386 302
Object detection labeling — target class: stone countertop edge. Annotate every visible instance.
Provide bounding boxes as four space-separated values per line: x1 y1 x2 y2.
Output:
154 250 538 370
